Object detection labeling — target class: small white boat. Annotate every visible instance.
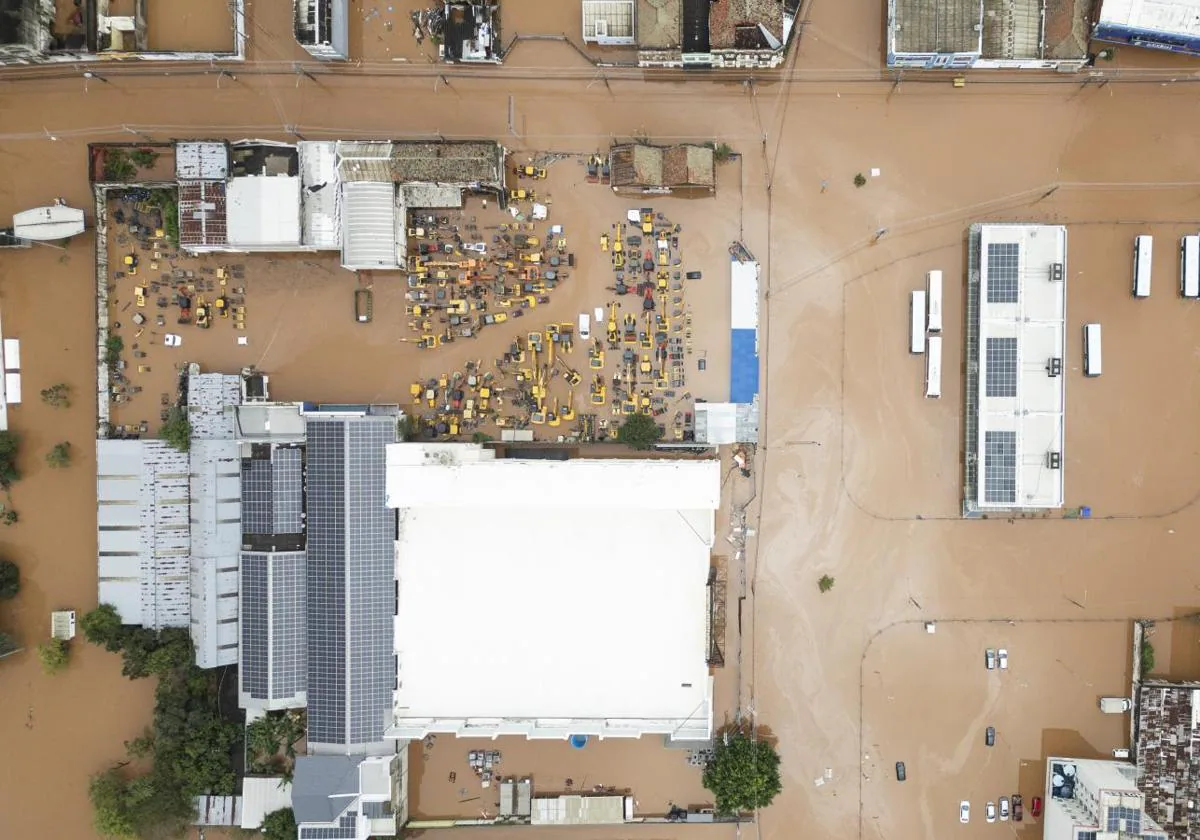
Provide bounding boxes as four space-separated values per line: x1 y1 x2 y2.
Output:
13 204 85 241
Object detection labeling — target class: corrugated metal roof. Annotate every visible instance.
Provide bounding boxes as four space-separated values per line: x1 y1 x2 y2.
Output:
176 142 230 180
179 181 228 249
96 440 191 628
341 182 399 270
300 141 341 250
189 372 242 440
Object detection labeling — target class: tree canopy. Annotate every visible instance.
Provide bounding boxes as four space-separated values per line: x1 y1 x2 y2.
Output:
0 430 20 487
80 604 126 652
262 808 298 840
0 559 19 600
46 442 71 469
37 638 69 674
702 728 783 815
617 412 663 450
158 409 191 453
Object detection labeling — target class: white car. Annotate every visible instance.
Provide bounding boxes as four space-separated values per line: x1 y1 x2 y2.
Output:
985 648 997 670
578 313 591 340
164 333 182 347
986 802 997 823
998 649 1009 670
960 801 970 823
1000 797 1010 821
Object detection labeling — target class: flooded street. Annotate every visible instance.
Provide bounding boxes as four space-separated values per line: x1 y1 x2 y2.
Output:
2 1 1200 839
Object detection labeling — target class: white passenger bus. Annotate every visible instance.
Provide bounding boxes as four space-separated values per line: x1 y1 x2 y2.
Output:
925 335 942 398
1181 235 1199 298
1083 323 1102 377
1133 235 1153 298
926 270 943 333
910 290 926 354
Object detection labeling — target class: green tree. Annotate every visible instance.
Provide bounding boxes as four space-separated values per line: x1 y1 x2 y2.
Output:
617 412 663 450
37 637 69 674
702 727 783 815
854 172 867 188
262 808 297 840
40 383 71 408
0 559 18 599
89 767 136 839
818 574 835 593
0 430 20 487
105 335 124 366
81 604 127 652
1142 639 1156 677
46 441 71 468
158 408 191 453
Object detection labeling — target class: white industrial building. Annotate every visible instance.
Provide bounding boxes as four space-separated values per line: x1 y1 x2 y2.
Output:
385 443 720 742
964 224 1067 515
1043 757 1168 840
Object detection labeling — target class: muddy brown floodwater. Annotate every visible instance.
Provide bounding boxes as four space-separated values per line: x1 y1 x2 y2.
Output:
6 1 1200 839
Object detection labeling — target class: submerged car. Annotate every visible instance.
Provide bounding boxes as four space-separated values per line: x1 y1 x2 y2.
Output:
895 761 906 782
1000 797 1010 821
986 802 997 823
986 726 996 747
986 648 997 669
998 648 1009 669
960 801 970 824
1031 796 1043 817
1013 794 1024 822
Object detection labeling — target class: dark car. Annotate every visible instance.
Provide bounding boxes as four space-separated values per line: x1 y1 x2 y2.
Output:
686 271 702 280
895 761 906 782
1031 796 1043 817
1012 794 1023 822
986 726 996 746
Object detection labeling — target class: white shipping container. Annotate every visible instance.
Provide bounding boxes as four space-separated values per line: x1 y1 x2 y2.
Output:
926 270 943 332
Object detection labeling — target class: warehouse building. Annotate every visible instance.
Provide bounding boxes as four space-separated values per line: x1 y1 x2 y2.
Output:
385 443 720 742
963 224 1067 515
887 0 1090 69
1093 0 1200 56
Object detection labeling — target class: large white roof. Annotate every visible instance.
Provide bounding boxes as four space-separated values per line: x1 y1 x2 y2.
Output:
226 176 302 247
387 446 719 731
341 181 399 270
975 224 1067 509
1099 0 1200 37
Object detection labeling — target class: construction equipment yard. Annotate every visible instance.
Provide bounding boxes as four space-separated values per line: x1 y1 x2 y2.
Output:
402 174 719 442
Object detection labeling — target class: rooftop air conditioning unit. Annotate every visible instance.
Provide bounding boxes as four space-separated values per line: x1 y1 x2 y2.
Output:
1050 262 1064 282
1046 451 1062 469
1046 357 1062 377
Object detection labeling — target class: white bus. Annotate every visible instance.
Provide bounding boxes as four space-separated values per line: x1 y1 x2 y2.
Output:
1181 235 1199 298
1083 323 1102 377
910 290 926 354
925 335 942 398
1133 235 1153 298
926 270 943 333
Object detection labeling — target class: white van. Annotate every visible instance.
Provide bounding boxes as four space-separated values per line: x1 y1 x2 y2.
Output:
1112 748 1131 759
926 270 943 333
1083 323 1102 377
1100 697 1132 713
578 313 591 340
925 335 942 398
910 290 926 354
1133 235 1153 298
1181 235 1199 298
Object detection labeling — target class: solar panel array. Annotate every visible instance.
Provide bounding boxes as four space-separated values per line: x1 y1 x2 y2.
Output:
271 552 308 699
1107 806 1142 835
299 811 358 840
305 416 397 748
987 242 1021 304
240 556 269 699
983 431 1018 505
241 447 304 538
362 801 392 819
985 337 1019 398
306 419 348 745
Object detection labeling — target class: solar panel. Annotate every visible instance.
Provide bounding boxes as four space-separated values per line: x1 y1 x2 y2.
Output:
987 242 1020 303
983 431 1017 505
271 552 307 699
299 811 358 839
362 801 392 819
985 337 1018 398
240 555 269 699
272 448 304 534
241 460 274 536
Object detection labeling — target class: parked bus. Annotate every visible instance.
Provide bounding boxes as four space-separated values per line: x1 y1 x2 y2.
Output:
1133 235 1152 298
925 335 942 398
1083 323 1102 377
926 270 943 332
910 290 926 354
1181 235 1199 298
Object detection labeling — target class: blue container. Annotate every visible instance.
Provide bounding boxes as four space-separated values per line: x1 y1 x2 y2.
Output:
569 735 588 749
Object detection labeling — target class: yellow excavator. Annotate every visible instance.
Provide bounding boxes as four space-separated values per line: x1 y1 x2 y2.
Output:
547 397 561 427
561 389 576 423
